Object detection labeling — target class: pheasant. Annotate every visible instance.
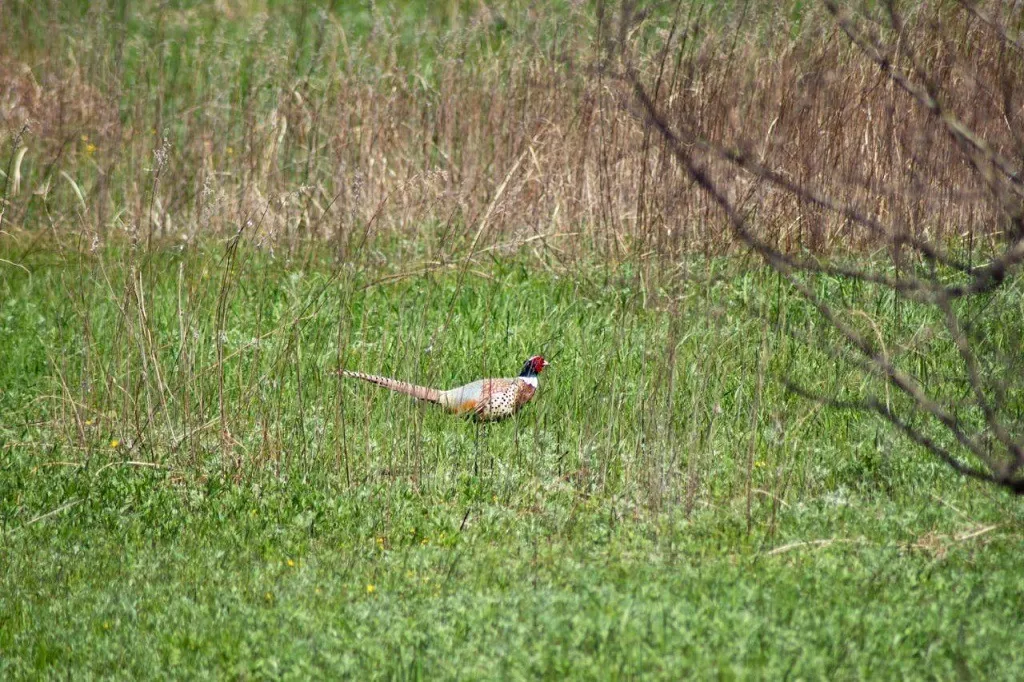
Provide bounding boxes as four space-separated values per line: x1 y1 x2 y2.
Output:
340 355 550 422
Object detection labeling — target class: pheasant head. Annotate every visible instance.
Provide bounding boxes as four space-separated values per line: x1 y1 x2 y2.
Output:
519 355 550 379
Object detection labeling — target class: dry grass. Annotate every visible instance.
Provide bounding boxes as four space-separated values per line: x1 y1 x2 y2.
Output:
0 2 1020 265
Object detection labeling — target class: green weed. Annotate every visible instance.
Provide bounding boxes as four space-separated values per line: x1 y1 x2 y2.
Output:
1 247 1022 678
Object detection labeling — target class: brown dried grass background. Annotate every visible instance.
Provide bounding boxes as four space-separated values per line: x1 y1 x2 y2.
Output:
1 2 1021 264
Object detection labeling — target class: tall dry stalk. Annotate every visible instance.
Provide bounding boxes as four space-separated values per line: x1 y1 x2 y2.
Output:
1 3 1019 261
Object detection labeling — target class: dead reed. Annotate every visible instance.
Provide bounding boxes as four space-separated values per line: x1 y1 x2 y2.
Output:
2 2 1019 265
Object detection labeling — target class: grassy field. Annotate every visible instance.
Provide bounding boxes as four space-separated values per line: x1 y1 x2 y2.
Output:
1 247 1022 678
3 0 1024 679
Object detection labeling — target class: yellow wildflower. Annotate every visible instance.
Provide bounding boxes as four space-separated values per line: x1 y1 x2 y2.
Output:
366 584 376 594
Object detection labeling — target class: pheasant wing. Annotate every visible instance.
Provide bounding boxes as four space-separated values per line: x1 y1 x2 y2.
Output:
472 379 521 421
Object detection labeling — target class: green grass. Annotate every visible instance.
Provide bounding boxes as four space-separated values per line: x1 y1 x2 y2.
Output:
1 246 1023 679
2 2 1023 677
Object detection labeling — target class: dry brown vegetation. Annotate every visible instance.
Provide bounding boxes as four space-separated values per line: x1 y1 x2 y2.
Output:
1 2 1020 265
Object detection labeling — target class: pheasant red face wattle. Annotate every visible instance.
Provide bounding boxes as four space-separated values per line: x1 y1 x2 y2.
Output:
519 355 549 377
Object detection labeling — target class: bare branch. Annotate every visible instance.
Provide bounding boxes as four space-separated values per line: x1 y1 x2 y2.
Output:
783 381 1017 489
824 0 1024 193
623 0 1024 493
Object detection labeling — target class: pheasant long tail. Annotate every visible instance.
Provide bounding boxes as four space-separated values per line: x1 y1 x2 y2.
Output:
341 370 442 404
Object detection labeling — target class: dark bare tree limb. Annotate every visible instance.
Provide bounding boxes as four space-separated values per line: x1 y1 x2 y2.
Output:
622 0 1024 493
